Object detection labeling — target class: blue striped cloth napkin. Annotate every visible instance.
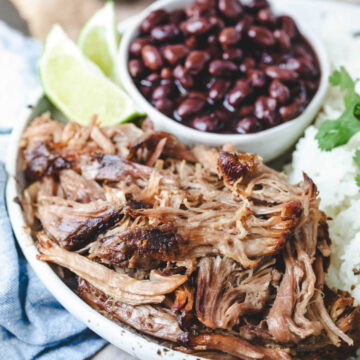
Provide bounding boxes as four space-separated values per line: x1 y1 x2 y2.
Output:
0 21 106 360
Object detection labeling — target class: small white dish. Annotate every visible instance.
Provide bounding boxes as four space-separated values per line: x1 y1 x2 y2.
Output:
119 0 330 162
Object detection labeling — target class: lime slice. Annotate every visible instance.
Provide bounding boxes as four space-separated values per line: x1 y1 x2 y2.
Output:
39 25 144 127
78 1 120 83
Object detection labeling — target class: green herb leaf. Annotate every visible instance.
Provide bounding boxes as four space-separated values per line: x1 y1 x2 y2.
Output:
329 66 354 89
354 149 360 167
316 66 360 151
356 174 360 188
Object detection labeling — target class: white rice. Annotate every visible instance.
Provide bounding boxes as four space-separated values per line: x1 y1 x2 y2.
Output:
287 16 360 304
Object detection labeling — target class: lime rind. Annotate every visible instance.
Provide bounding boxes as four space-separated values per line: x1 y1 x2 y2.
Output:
39 25 144 127
78 1 121 83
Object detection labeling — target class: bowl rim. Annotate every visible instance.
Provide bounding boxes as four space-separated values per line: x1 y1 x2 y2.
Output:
118 0 330 145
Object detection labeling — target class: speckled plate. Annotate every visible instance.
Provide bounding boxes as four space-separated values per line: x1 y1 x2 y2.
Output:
6 1 360 359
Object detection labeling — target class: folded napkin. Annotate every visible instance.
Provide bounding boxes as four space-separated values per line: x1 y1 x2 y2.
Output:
0 21 106 360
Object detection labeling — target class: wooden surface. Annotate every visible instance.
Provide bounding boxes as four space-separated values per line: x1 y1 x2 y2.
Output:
8 0 360 41
9 0 150 40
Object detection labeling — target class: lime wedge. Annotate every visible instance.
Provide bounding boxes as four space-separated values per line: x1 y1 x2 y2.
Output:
78 1 120 83
39 25 144 127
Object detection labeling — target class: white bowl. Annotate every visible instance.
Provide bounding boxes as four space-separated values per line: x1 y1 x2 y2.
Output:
119 0 330 162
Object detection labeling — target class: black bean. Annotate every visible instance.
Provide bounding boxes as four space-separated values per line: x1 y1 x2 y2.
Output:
237 105 254 117
227 80 252 106
196 0 216 6
279 101 301 121
223 48 243 62
274 29 291 52
128 59 145 78
188 91 208 101
247 69 266 87
129 38 150 57
280 15 298 39
141 10 168 34
265 66 297 81
248 26 275 48
219 27 241 46
297 57 319 77
141 45 163 70
218 0 243 19
169 9 186 25
260 51 279 65
269 79 290 104
254 96 277 126
257 8 276 26
208 79 231 101
180 18 212 35
185 36 198 49
235 15 254 34
209 16 225 31
191 115 218 132
176 98 206 119
235 117 261 134
209 60 237 77
140 73 160 88
154 98 174 116
185 50 211 74
152 84 174 101
240 57 256 73
185 3 209 18
245 0 269 11
207 34 218 47
214 109 232 123
162 44 189 65
151 24 180 42
173 65 194 89
161 67 172 79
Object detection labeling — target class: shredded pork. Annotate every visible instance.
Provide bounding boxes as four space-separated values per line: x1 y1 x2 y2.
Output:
19 116 360 360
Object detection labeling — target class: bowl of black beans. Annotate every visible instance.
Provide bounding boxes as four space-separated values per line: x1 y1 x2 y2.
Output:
119 0 329 161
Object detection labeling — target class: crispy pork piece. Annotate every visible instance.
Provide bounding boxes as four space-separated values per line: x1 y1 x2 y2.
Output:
23 142 71 182
217 151 261 186
37 233 187 305
89 224 187 268
37 197 121 250
128 130 197 165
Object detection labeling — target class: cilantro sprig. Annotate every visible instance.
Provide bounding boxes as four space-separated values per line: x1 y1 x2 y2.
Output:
315 67 360 189
354 149 360 188
315 67 360 151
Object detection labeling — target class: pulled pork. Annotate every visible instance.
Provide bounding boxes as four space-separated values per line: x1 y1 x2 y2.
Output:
20 115 360 360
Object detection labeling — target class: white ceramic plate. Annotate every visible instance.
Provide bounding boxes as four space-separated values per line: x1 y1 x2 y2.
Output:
6 1 360 359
